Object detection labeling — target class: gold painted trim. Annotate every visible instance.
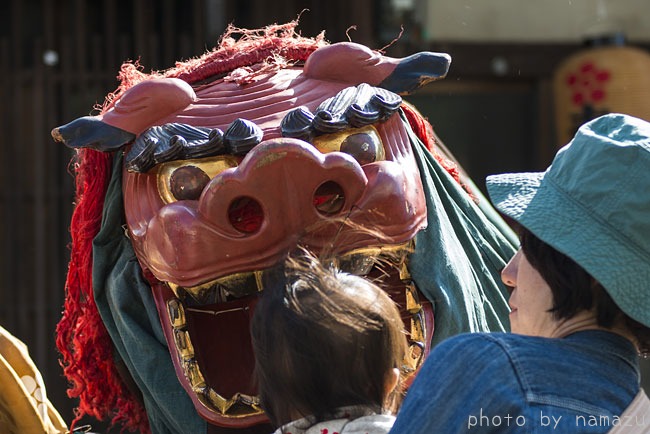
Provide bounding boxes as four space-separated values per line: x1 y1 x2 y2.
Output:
403 341 425 374
170 241 414 300
166 298 265 419
404 283 421 314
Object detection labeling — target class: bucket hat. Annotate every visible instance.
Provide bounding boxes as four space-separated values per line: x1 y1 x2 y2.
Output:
486 113 650 327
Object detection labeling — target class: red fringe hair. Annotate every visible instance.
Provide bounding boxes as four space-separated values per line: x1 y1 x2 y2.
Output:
55 148 151 432
401 102 465 186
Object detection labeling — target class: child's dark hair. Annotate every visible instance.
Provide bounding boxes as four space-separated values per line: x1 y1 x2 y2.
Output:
251 251 407 428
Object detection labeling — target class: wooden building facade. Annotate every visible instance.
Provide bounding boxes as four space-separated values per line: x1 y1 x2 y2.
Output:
2 0 646 429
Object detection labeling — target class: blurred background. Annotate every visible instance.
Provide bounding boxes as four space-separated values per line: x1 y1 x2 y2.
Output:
0 0 648 430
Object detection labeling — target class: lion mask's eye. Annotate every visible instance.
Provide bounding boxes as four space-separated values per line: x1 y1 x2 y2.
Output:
340 132 381 165
169 166 210 201
157 156 240 203
312 126 385 164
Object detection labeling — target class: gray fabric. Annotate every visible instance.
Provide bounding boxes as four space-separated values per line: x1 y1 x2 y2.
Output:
405 111 516 345
92 152 206 434
273 406 394 434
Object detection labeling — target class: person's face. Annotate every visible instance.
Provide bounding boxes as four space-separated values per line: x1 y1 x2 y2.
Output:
501 248 559 337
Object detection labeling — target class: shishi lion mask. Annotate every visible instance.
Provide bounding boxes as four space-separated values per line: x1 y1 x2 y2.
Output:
53 23 514 433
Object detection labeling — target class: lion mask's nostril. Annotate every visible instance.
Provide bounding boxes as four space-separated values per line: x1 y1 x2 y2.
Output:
313 181 345 216
228 196 263 233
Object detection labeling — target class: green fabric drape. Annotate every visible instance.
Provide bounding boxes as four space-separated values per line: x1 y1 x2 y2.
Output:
92 152 206 434
406 111 516 345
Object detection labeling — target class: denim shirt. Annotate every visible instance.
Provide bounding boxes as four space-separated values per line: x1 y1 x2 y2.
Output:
390 331 640 434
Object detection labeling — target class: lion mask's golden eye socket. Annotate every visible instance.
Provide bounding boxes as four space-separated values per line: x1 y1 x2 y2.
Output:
340 133 380 165
169 165 210 201
157 156 240 204
311 126 385 164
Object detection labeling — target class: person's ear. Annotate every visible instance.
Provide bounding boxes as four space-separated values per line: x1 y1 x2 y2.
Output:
384 367 400 396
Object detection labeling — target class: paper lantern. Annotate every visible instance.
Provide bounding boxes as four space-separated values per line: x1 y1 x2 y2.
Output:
554 34 650 146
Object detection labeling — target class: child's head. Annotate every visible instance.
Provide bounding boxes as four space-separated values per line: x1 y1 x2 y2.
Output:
251 252 407 427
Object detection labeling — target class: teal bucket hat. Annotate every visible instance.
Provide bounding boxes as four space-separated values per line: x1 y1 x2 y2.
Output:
486 113 650 327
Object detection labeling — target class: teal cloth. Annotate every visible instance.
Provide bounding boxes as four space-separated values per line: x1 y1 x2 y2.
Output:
92 152 206 434
405 111 516 345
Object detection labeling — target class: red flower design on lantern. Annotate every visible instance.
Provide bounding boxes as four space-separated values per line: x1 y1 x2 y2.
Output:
565 61 611 107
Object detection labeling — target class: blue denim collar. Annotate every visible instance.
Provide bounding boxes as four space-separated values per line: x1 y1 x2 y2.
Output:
564 330 640 375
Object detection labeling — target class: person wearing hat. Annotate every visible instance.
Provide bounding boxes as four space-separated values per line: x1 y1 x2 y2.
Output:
388 113 650 434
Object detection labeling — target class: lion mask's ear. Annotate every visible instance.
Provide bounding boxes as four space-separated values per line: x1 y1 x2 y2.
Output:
304 41 451 95
51 77 196 152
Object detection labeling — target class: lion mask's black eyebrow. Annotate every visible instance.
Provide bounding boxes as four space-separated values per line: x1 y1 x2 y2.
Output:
281 83 402 141
128 83 401 172
125 118 263 173
53 83 402 173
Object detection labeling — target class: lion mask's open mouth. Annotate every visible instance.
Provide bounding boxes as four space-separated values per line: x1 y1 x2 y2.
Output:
150 242 430 427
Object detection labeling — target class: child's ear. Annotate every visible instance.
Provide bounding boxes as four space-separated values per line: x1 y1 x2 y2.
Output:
384 367 400 396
